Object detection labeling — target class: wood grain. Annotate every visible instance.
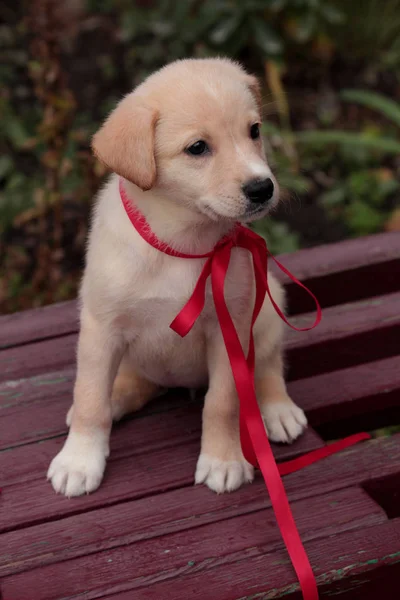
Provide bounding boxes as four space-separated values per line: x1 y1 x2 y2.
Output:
92 518 400 600
1 488 387 599
1 292 399 386
0 413 323 488
278 231 400 313
0 299 78 349
1 433 398 534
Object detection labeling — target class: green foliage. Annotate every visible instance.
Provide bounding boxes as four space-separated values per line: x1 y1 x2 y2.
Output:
328 0 400 71
296 88 400 155
296 130 400 155
101 0 345 86
340 89 400 128
262 122 311 194
297 89 400 236
320 169 399 236
252 218 300 254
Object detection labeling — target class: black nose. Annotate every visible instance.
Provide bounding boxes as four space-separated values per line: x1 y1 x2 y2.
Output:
242 178 274 205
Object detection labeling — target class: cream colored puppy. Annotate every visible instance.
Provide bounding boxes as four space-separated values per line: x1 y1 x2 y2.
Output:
48 58 307 497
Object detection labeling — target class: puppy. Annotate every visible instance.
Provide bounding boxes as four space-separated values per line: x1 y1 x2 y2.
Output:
48 58 307 497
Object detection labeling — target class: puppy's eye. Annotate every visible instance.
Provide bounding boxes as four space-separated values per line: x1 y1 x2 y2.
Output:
186 140 209 156
250 123 260 140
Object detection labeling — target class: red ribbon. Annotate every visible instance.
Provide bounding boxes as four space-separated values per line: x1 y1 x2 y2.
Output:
120 179 371 600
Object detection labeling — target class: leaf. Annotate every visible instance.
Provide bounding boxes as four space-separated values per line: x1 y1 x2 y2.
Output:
319 3 345 25
383 178 400 193
4 118 30 148
277 171 311 194
209 14 241 45
251 18 283 57
341 89 400 129
0 156 13 180
345 201 386 236
268 0 287 13
265 60 290 124
320 187 346 207
296 130 400 154
252 218 300 254
290 13 316 43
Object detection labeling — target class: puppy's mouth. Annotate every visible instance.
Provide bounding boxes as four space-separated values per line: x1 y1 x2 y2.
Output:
199 194 276 223
242 204 269 221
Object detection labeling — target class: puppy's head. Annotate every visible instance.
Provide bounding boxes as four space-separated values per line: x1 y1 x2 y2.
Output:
93 58 278 222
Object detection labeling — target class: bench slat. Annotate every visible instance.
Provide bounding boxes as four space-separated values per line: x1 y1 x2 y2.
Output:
278 231 400 281
292 355 400 418
1 432 399 534
3 484 379 578
0 300 78 350
91 518 400 600
287 291 400 379
1 292 399 385
279 231 400 313
1 232 398 349
2 352 398 469
1 488 386 598
0 420 322 488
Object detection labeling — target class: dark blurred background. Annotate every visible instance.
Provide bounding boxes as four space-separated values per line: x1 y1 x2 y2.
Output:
1 0 400 314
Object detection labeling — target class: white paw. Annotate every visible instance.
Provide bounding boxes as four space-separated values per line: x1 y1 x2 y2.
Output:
195 454 254 494
47 431 108 497
262 398 307 444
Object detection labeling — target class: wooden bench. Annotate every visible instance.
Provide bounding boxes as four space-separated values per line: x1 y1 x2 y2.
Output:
1 231 399 600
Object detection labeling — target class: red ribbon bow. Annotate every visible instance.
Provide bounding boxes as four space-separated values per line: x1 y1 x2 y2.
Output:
120 179 370 600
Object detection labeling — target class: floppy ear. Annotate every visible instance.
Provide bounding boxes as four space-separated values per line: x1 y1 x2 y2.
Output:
245 75 262 113
92 94 158 190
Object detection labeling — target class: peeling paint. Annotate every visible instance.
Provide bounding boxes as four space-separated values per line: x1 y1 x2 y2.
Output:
32 377 68 386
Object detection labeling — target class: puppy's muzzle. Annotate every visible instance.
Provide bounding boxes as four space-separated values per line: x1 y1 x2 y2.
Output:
242 178 274 207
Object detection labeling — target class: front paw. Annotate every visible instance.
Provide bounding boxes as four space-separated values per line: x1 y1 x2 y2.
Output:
195 453 254 494
47 431 108 497
262 397 307 444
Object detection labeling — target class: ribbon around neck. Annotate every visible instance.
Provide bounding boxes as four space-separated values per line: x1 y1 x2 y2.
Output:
120 179 370 600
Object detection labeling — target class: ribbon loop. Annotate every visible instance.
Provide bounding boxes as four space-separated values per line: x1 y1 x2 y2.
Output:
170 256 213 337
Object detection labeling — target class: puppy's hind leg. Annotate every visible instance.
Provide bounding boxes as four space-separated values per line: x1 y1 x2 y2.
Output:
110 351 163 421
67 350 163 426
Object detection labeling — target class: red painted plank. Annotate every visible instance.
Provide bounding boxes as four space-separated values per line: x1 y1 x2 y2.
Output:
278 231 400 281
0 371 192 452
0 417 322 488
0 371 74 450
0 332 77 384
0 400 198 485
1 292 399 387
90 518 400 600
0 368 75 410
2 353 398 462
1 233 398 349
0 432 398 534
289 355 400 424
286 292 400 379
0 486 383 578
1 487 386 598
275 231 400 313
0 299 78 349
